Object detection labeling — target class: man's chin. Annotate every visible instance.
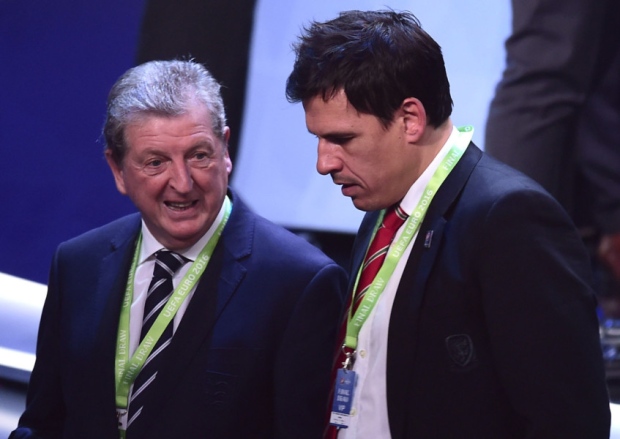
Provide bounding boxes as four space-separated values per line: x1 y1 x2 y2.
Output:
351 196 393 213
154 223 208 251
351 198 372 212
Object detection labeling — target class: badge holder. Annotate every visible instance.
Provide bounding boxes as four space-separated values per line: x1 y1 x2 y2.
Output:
329 348 357 428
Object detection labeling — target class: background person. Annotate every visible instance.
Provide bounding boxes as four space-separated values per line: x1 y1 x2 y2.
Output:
485 0 620 328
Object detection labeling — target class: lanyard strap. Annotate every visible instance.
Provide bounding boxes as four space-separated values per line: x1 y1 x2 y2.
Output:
114 195 232 409
345 126 474 351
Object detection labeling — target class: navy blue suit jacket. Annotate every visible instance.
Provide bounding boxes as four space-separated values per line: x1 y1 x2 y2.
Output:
11 191 347 439
349 145 610 438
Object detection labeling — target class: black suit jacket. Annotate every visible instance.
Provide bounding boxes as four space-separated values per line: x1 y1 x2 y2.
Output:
11 191 347 439
349 145 610 438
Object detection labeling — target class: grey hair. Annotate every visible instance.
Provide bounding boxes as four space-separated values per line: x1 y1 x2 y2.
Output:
103 60 227 164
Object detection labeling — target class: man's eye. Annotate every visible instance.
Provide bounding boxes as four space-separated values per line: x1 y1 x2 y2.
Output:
333 138 351 146
188 151 213 168
326 136 353 145
142 158 167 176
190 151 212 162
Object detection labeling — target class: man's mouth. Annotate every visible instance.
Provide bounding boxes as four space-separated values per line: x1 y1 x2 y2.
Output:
340 183 358 197
165 201 197 211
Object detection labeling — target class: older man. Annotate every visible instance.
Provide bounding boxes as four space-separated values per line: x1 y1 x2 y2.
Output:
11 60 346 439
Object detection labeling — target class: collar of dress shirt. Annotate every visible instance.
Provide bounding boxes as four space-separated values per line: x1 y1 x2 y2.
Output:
138 198 228 265
398 125 460 216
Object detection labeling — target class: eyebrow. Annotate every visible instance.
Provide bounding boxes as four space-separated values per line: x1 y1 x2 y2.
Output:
135 139 218 158
307 129 356 138
188 140 216 150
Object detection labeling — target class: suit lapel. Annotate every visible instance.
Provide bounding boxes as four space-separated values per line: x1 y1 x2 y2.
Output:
159 223 249 375
386 143 482 438
348 211 380 294
90 215 142 431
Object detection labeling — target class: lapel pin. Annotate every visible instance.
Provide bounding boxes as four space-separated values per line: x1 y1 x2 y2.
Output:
423 230 434 248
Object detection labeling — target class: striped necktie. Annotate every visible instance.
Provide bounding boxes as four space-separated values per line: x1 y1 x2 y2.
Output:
127 250 187 429
352 204 408 313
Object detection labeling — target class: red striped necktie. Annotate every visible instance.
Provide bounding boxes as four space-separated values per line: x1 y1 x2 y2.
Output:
352 204 409 314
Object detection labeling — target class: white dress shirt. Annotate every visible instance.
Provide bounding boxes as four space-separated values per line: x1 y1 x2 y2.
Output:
339 127 459 439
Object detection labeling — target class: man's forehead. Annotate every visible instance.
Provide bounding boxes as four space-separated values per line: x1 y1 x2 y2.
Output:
304 92 376 133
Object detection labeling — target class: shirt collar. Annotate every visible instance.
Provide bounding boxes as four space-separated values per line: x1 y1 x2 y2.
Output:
399 125 460 216
138 199 228 264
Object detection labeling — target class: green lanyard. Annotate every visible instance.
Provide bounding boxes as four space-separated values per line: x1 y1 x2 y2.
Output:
114 196 232 429
345 126 474 352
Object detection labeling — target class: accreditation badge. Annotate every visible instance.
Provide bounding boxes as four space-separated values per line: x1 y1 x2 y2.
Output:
329 368 357 428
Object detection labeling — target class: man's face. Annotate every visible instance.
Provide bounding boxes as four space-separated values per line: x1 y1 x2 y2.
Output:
106 101 232 250
304 90 413 212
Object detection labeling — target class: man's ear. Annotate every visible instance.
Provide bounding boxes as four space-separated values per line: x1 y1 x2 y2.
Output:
401 97 427 143
105 149 127 195
222 126 233 175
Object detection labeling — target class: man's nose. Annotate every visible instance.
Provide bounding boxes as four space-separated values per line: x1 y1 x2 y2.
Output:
169 161 193 193
316 140 342 176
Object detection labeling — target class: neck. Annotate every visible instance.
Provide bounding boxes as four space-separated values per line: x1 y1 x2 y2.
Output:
409 119 454 181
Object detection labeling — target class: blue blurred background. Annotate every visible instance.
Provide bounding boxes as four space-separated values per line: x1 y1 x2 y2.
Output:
1 0 144 284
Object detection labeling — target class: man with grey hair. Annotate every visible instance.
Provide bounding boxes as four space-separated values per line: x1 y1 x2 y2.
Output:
10 59 347 439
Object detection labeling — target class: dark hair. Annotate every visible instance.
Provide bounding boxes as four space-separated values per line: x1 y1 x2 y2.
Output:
104 60 227 165
286 10 453 127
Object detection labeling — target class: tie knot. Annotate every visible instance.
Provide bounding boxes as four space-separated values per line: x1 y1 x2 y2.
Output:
153 250 187 278
382 205 408 232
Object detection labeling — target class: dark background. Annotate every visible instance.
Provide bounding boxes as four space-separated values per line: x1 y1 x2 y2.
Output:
1 0 146 284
